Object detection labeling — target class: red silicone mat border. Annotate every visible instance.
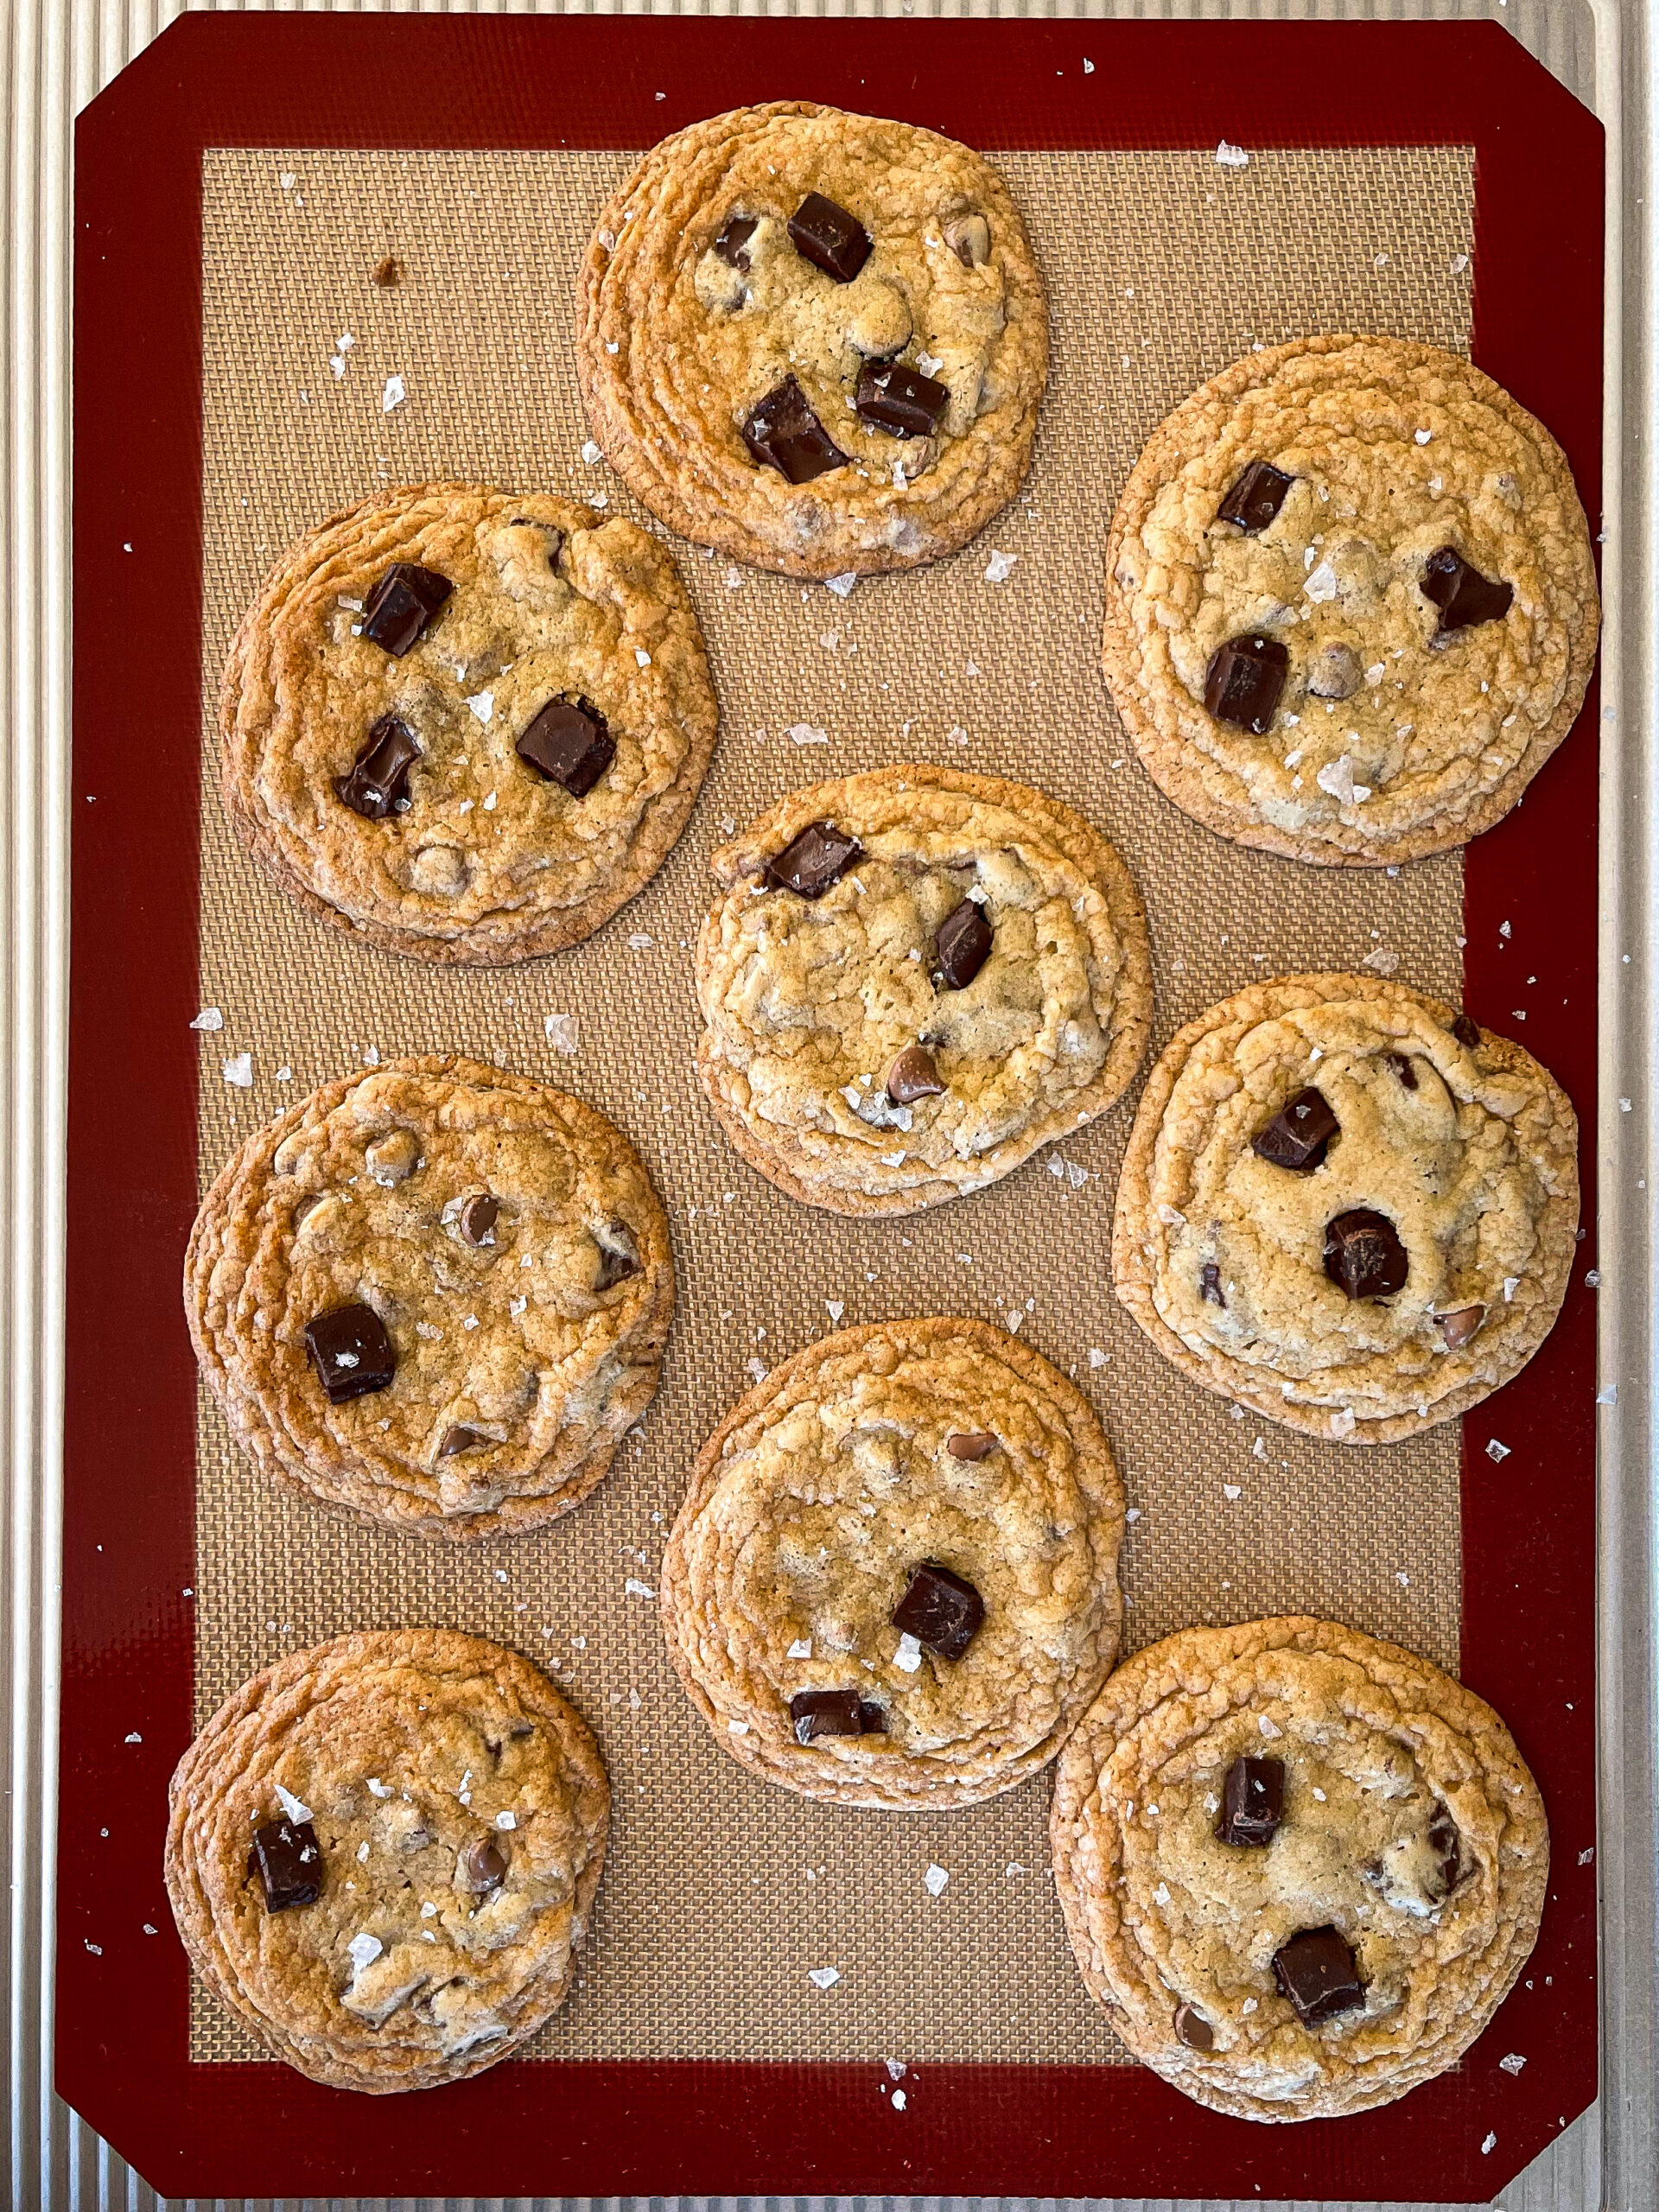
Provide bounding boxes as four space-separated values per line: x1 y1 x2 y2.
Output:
63 13 1602 2199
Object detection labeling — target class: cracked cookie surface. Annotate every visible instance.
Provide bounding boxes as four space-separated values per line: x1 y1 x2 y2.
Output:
1101 336 1599 864
1111 975 1578 1443
695 766 1152 1217
577 103 1048 576
165 1629 609 2094
219 482 719 963
186 1056 674 1540
660 1319 1125 1808
1050 1617 1548 2121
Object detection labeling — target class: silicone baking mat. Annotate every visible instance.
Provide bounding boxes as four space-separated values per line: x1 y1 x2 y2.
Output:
63 12 1601 2201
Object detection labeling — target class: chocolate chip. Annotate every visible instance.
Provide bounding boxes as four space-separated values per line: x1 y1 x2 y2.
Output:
887 1044 944 1104
372 255 404 288
1200 1262 1226 1308
936 899 993 989
1421 545 1514 634
945 1431 996 1460
249 1817 321 1912
335 715 419 819
517 696 615 797
1174 2003 1215 2051
461 1835 508 1891
1217 461 1294 533
788 192 871 282
459 1193 499 1247
790 1688 868 1742
856 1700 888 1733
766 820 863 898
1452 1012 1482 1049
1436 1304 1484 1350
1251 1087 1338 1173
741 375 850 484
1205 633 1289 734
1323 1210 1408 1300
1217 1755 1284 1847
714 213 758 270
892 1562 984 1661
1384 1051 1419 1090
944 213 990 268
593 1220 642 1291
360 563 453 657
1427 1805 1464 1896
855 360 949 438
438 1424 488 1457
303 1303 396 1403
1272 1926 1365 2025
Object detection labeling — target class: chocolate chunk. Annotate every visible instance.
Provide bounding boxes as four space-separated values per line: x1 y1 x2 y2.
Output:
249 1817 321 1912
1217 1755 1284 1847
1174 2003 1215 2052
360 563 453 657
1272 1926 1365 2025
461 1835 508 1892
303 1303 396 1403
437 1424 488 1457
714 213 759 270
1384 1051 1419 1090
855 360 950 438
936 899 993 989
1251 1087 1338 1173
741 375 850 484
1205 633 1289 734
892 1561 984 1661
1427 1805 1464 1896
459 1193 499 1247
335 715 419 819
946 1431 997 1460
856 1700 888 1733
1452 1012 1482 1049
790 1688 868 1743
517 696 615 798
1217 461 1294 533
1324 1209 1409 1300
788 191 871 282
887 1044 944 1104
1421 545 1514 635
766 820 863 898
1436 1304 1484 1350
593 1220 642 1291
372 255 404 289
1199 1262 1226 1308
944 213 990 269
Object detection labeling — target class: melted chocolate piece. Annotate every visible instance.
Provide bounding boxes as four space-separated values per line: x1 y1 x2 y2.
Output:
517 696 615 797
1323 1209 1409 1300
459 1193 499 1247
892 1561 984 1661
1217 461 1294 533
855 360 950 437
335 715 419 820
1199 1262 1226 1308
1174 2003 1215 2052
303 1303 396 1403
790 1688 868 1743
461 1835 508 1891
945 1431 996 1460
1251 1087 1338 1173
360 563 453 657
1421 545 1514 635
1272 1926 1365 2025
1217 1755 1284 1847
788 192 872 282
741 376 850 484
936 899 993 989
887 1044 944 1104
857 1700 888 1733
1452 1012 1482 1049
593 1220 642 1291
766 820 863 898
437 1424 487 1457
1427 1805 1464 1896
1384 1052 1419 1090
1436 1304 1484 1350
250 1817 322 1911
714 213 759 270
1204 633 1289 734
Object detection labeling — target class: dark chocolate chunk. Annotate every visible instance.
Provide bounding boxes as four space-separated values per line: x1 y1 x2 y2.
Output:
1204 633 1289 734
714 213 759 270
945 1431 997 1461
1421 545 1514 635
892 1561 984 1661
788 191 872 282
250 1817 322 1912
1436 1304 1484 1350
360 563 453 657
944 213 991 268
517 696 615 797
1199 1262 1226 1308
1174 2003 1216 2051
855 360 950 438
887 1044 944 1104
856 1700 888 1733
1452 1012 1482 1049
1272 1925 1365 2025
936 899 993 990
438 1424 487 1457
1217 461 1294 533
1323 1209 1409 1300
593 1220 642 1292
461 1835 508 1891
1252 1087 1339 1173
1217 1755 1285 1847
459 1192 499 1247
303 1303 396 1403
741 375 850 484
790 1688 868 1743
1427 1805 1464 1896
335 715 419 820
766 819 863 898
1384 1051 1419 1090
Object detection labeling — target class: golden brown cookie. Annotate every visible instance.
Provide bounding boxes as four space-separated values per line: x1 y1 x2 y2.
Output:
219 482 720 963
165 1629 609 2094
1050 1617 1548 2121
186 1057 674 1540
1101 335 1599 864
659 1318 1125 1808
695 765 1152 1217
1111 975 1578 1443
577 103 1048 576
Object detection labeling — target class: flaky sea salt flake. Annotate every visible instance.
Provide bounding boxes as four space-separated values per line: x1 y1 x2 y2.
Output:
381 373 406 413
1216 140 1249 168
924 1864 950 1897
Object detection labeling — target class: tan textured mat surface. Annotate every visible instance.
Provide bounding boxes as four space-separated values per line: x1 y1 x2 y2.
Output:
192 142 1473 2064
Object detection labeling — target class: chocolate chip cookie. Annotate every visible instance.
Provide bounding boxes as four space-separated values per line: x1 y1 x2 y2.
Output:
695 766 1152 1217
1050 1616 1548 2120
165 1628 609 2093
219 482 719 962
659 1318 1125 1808
186 1056 673 1540
1101 336 1599 864
1111 975 1578 1442
577 103 1048 576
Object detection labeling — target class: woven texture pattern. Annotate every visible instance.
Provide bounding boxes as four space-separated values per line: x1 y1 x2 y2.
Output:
191 142 1473 2064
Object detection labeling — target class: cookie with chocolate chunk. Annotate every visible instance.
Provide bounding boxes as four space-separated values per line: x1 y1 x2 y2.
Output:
659 1318 1125 1808
577 103 1048 575
185 1056 673 1540
1101 336 1599 863
695 765 1152 1217
1050 1617 1548 2120
1111 974 1578 1442
165 1629 609 2093
219 482 718 963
